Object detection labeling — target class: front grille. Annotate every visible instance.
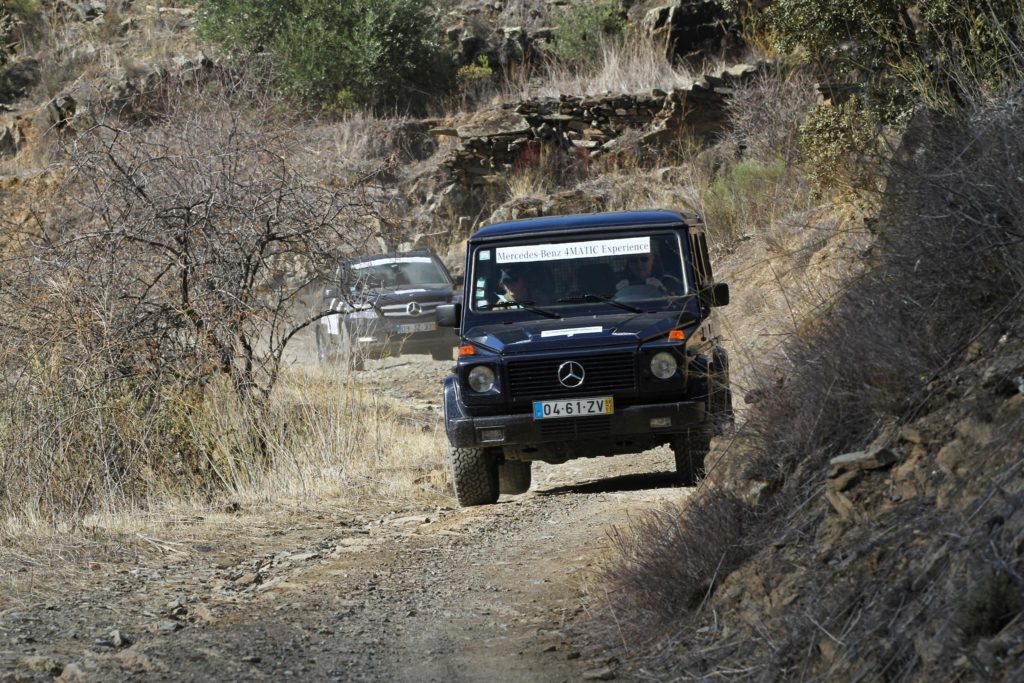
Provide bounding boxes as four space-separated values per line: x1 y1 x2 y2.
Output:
540 416 612 440
380 301 444 318
507 352 636 402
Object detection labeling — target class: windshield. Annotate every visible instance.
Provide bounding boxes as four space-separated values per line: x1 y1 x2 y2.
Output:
348 256 449 289
469 232 688 313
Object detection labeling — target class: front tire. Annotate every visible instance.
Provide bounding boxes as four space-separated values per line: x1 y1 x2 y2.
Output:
338 322 364 371
315 327 331 366
672 427 711 486
449 446 500 506
498 460 531 495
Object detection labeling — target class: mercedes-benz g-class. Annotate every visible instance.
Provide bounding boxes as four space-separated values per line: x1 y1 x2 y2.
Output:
436 210 732 506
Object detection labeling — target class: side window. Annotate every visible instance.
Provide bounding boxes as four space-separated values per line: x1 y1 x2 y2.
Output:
697 234 713 283
689 233 706 287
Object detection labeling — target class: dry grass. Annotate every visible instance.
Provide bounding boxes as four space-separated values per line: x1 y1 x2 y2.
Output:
501 38 696 101
0 360 449 536
597 487 758 650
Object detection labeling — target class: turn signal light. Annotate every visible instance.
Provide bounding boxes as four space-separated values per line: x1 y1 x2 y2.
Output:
458 345 476 357
668 329 686 341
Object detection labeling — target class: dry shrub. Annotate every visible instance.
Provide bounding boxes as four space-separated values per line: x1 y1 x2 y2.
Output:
503 37 695 101
687 65 818 245
505 141 590 200
745 99 1024 489
726 65 818 165
0 78 403 527
598 488 758 648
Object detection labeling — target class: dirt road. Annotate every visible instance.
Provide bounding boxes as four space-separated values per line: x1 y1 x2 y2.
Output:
1 356 695 682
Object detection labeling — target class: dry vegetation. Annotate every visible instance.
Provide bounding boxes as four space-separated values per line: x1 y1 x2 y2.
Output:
3 1 1023 677
584 69 1024 683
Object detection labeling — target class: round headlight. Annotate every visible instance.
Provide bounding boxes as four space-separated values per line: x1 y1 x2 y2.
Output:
650 351 678 380
467 365 496 392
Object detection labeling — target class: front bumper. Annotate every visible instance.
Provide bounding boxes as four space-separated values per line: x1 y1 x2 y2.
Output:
445 398 706 449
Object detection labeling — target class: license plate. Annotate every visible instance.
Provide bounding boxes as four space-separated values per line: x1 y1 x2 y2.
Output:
396 321 437 334
532 397 614 420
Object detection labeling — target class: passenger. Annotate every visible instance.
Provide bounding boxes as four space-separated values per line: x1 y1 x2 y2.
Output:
616 252 666 291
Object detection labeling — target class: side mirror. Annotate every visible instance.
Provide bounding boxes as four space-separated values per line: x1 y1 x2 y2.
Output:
436 302 462 328
701 282 730 307
453 274 465 288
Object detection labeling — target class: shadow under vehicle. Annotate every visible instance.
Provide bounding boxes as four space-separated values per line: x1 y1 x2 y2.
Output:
436 210 732 506
316 251 460 370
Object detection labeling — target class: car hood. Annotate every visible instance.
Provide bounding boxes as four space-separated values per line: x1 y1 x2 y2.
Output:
362 286 455 306
463 310 699 354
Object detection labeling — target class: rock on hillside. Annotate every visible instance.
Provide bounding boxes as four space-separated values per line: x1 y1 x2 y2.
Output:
692 319 1024 680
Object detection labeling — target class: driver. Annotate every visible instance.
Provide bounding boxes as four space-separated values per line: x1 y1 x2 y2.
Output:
616 252 666 291
498 266 533 303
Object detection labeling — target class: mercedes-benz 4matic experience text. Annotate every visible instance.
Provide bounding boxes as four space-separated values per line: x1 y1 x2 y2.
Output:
437 210 733 506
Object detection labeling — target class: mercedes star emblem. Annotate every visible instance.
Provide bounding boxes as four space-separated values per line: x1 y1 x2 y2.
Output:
406 302 422 316
557 361 585 388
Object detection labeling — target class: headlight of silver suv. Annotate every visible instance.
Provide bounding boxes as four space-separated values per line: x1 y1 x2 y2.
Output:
650 351 678 379
467 366 496 393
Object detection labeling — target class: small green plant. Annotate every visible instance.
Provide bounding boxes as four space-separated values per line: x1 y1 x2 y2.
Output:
797 98 880 193
549 0 625 67
701 158 789 243
456 55 493 105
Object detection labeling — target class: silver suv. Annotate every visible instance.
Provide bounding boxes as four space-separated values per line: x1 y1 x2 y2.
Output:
316 250 460 369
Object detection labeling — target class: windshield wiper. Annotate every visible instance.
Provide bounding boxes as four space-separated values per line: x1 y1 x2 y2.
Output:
557 294 644 314
478 300 560 319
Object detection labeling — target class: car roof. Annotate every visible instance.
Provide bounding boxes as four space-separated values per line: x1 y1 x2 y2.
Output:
471 209 701 241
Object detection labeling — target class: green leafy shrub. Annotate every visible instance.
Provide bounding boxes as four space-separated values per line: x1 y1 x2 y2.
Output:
702 158 790 242
549 0 625 66
455 54 493 105
760 0 1024 114
195 0 453 112
797 98 880 192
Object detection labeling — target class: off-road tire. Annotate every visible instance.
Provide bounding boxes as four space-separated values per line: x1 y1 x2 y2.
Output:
338 323 364 371
672 427 711 486
315 328 331 366
449 446 500 506
709 349 734 435
498 459 532 495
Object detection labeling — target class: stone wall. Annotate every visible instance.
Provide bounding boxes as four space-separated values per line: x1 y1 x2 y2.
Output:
433 61 763 189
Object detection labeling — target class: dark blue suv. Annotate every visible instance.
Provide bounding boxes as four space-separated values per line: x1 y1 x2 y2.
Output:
436 210 732 506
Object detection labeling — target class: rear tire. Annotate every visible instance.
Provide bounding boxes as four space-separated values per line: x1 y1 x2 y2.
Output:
498 460 532 495
449 446 500 506
672 427 711 486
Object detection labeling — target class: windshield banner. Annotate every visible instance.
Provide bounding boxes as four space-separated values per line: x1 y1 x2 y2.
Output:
352 256 433 269
495 237 650 264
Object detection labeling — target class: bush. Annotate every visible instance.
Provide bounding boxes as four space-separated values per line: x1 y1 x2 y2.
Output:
549 0 625 67
599 489 758 645
797 97 881 192
195 0 453 112
748 97 1024 491
701 157 790 242
0 80 385 524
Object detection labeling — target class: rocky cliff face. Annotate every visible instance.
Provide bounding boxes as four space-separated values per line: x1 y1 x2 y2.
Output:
694 319 1024 681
